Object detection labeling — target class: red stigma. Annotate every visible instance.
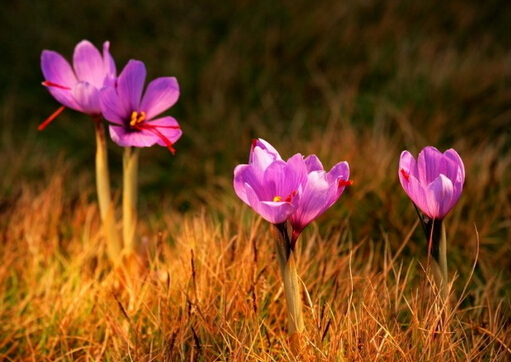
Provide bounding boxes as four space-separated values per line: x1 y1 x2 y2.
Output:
284 190 297 202
38 105 66 131
132 122 180 155
338 179 354 188
42 81 71 90
400 169 410 181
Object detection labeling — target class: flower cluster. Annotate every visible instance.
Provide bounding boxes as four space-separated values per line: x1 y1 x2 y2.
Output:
41 40 181 152
234 139 352 247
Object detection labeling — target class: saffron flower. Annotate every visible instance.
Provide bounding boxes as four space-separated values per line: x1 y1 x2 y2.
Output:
40 40 116 129
99 60 182 153
234 139 352 242
233 139 351 355
233 140 305 224
399 146 465 221
290 155 351 244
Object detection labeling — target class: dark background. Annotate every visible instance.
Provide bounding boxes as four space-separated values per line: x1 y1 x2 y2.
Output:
1 0 510 211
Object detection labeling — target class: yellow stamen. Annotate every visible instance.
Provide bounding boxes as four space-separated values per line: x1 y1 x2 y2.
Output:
273 196 282 202
130 111 146 126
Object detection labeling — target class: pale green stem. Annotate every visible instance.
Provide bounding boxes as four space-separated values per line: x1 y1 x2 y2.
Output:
274 224 305 338
123 146 139 253
432 222 449 302
94 120 121 263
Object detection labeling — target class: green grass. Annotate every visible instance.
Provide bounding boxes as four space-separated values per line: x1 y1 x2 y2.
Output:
1 0 511 360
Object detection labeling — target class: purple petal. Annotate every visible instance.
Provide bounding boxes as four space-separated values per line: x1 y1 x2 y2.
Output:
73 40 105 88
233 164 255 204
249 139 282 164
404 175 429 216
102 41 117 81
139 77 179 120
117 60 146 114
291 171 334 232
304 155 324 172
245 184 295 224
99 86 126 125
41 50 80 110
399 150 418 181
417 146 443 185
426 174 454 219
109 125 160 148
72 82 101 115
145 116 183 147
41 50 77 87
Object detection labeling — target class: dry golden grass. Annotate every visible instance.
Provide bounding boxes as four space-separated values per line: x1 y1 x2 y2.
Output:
1 119 510 361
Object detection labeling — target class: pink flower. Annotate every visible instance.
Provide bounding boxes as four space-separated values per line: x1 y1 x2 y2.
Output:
290 155 351 243
40 40 116 129
234 139 351 244
99 60 182 153
399 146 465 220
233 140 305 224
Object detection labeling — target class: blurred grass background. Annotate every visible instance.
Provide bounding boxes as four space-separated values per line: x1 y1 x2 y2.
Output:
1 0 511 287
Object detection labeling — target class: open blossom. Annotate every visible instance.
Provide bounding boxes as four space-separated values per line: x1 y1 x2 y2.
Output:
233 140 305 224
99 60 182 153
40 40 116 129
234 139 351 242
399 146 465 220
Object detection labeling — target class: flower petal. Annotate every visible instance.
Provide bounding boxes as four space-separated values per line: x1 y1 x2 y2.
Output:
233 164 255 204
145 116 183 147
399 150 418 180
245 183 295 224
139 77 179 120
117 60 146 114
41 50 80 110
291 170 334 233
73 40 105 88
102 41 117 83
41 50 77 87
417 146 443 185
109 125 159 148
426 174 454 219
99 86 126 125
72 82 101 115
304 154 324 172
249 139 282 164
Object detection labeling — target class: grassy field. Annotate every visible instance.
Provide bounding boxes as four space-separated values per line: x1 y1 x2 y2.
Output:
1 0 511 360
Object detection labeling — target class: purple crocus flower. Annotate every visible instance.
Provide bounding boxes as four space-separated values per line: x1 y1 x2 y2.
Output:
289 155 351 244
233 140 304 224
234 139 352 244
40 40 116 129
399 146 465 220
99 60 182 153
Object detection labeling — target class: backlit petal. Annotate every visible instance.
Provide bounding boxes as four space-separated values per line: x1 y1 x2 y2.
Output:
117 60 146 113
73 40 104 88
109 125 159 148
99 86 126 125
72 82 101 115
102 41 116 81
139 77 179 120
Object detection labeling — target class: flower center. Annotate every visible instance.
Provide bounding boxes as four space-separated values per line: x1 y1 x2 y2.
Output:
130 111 146 127
128 111 180 155
273 191 297 203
